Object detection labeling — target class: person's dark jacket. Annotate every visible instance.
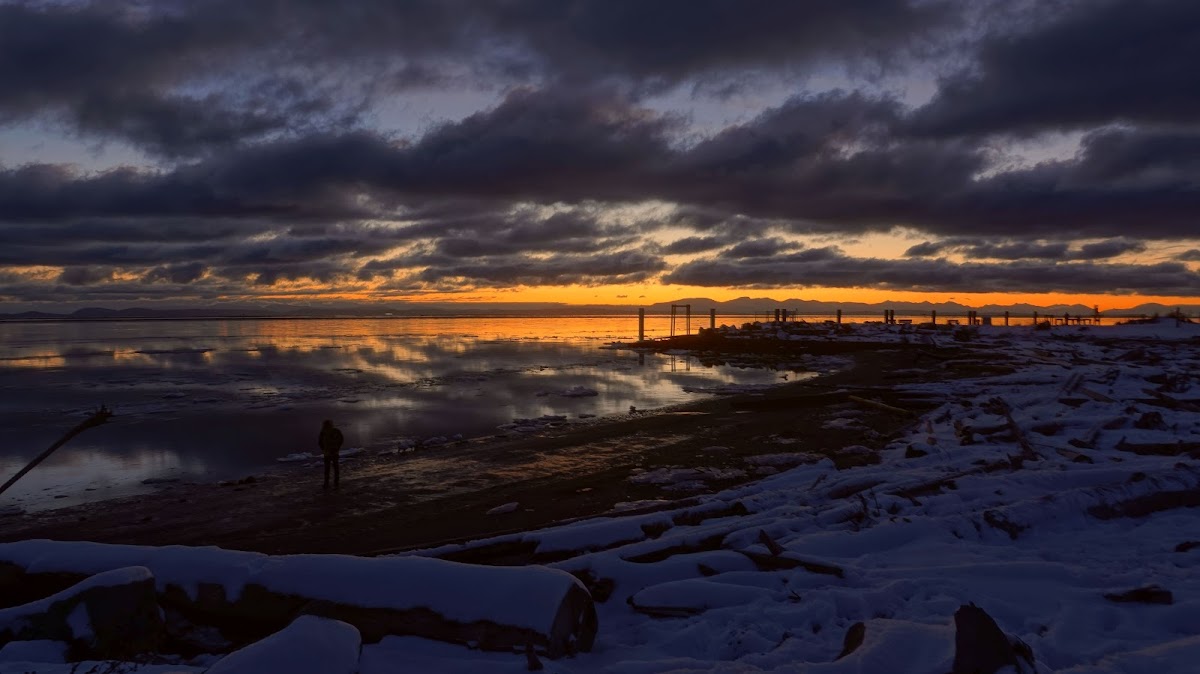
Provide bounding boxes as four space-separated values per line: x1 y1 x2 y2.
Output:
318 425 344 457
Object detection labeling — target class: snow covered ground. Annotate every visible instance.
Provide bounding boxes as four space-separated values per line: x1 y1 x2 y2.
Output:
2 320 1199 672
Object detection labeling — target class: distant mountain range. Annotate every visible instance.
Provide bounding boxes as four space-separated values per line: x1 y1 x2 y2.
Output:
2 298 1196 321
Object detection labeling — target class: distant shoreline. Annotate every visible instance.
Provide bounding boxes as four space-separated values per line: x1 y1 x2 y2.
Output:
0 310 1169 324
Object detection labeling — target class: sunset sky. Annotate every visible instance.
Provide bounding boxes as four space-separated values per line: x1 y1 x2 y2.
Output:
2 0 1200 311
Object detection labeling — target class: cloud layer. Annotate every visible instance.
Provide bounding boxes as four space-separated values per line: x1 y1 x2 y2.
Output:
2 0 1199 305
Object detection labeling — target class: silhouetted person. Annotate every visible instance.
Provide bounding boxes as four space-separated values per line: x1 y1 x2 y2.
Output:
318 420 344 489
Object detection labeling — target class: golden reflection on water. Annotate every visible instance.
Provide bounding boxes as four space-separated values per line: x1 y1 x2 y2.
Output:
0 314 738 369
0 315 804 510
0 351 68 368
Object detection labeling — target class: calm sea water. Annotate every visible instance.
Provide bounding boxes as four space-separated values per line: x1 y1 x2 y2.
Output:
0 315 806 511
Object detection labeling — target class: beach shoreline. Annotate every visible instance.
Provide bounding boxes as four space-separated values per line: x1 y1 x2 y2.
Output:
0 339 977 555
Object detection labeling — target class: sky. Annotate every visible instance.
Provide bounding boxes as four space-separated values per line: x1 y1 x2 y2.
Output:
2 0 1200 311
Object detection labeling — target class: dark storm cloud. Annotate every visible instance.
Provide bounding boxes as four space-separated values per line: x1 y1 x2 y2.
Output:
0 2 400 155
0 242 220 267
142 262 207 284
487 0 954 87
665 248 1200 295
904 241 948 257
724 238 801 259
0 0 950 157
221 235 398 266
1077 238 1147 259
663 237 727 255
904 238 1146 261
242 261 348 287
656 92 985 229
0 3 212 114
70 87 351 158
392 88 678 201
957 241 1070 260
4 83 1199 259
0 88 675 222
0 155 376 223
0 2 288 155
913 0 1200 136
925 133 1200 240
56 266 113 286
175 89 982 231
1177 250 1200 262
902 239 1070 261
398 249 668 288
0 219 265 245
0 217 403 271
1068 127 1200 185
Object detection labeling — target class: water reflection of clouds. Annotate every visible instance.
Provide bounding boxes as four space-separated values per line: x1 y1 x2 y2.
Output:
0 443 207 512
0 317 792 508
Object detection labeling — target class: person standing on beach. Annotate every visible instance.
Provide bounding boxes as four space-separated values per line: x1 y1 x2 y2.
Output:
318 420 344 489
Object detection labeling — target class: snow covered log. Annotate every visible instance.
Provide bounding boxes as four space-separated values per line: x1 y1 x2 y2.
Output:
0 540 597 659
0 566 163 660
979 464 1200 536
205 615 361 674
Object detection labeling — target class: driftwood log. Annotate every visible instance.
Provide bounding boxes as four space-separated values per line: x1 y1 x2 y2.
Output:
205 615 361 674
0 406 112 498
0 541 596 659
0 566 163 661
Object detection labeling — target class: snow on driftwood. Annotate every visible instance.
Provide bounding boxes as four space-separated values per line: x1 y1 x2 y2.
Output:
205 615 360 674
0 566 161 660
0 542 596 658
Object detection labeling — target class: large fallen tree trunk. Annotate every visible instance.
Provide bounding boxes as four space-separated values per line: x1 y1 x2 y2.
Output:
0 540 596 659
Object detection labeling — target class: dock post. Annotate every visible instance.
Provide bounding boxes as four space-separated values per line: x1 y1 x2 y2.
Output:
1004 311 1009 326
781 309 788 322
931 310 937 325
638 308 645 341
774 308 781 323
709 308 716 329
836 309 842 325
1033 311 1038 326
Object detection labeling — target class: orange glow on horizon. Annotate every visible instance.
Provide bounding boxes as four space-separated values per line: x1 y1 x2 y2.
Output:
246 283 1200 311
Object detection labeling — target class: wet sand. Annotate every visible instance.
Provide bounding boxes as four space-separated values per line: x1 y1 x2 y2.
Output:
0 340 1010 555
